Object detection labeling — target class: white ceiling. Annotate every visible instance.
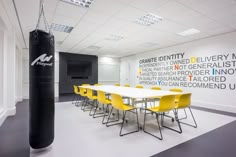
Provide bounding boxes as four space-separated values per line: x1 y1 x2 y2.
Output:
3 0 236 57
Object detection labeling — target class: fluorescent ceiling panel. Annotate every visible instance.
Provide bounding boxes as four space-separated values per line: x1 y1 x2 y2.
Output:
135 13 163 26
177 28 200 36
50 23 74 33
61 0 95 8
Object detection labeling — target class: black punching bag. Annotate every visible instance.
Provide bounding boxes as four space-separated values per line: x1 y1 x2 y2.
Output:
29 29 55 149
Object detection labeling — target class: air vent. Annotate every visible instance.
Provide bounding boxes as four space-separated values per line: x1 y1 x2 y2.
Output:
135 13 163 26
61 0 95 8
50 23 73 33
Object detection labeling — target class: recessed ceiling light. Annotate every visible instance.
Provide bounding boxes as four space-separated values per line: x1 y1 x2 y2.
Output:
140 42 159 47
177 28 200 36
50 23 73 33
135 13 163 26
105 35 124 41
61 0 95 8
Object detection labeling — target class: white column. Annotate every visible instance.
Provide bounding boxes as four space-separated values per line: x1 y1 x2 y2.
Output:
2 30 16 116
18 48 23 101
5 32 16 116
15 48 23 103
15 48 18 101
2 30 8 112
0 30 4 114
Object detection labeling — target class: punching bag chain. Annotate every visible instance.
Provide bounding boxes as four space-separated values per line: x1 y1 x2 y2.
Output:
35 0 52 36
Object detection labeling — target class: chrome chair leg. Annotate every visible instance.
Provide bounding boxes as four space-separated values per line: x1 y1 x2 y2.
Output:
93 102 105 118
72 94 76 104
177 109 188 120
178 107 197 128
83 99 93 112
81 97 87 110
75 95 81 107
102 105 110 124
143 109 163 140
120 109 139 136
106 107 121 127
161 111 182 134
89 100 97 116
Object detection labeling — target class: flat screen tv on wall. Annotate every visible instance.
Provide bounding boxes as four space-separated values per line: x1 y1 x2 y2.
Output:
67 61 92 77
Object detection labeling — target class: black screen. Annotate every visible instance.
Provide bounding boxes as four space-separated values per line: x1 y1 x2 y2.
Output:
67 61 92 76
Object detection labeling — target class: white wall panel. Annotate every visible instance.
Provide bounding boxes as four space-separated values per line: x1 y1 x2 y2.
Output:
0 31 4 115
98 57 120 85
121 32 236 113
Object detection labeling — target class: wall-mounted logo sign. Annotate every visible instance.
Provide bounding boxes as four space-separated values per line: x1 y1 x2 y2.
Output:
31 54 53 67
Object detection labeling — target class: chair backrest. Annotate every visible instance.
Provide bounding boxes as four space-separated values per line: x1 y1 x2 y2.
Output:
79 87 87 96
124 84 130 87
135 84 143 88
158 95 176 112
151 86 161 90
73 85 79 94
86 88 94 99
115 83 120 86
94 83 101 86
176 93 191 109
169 88 183 92
97 90 108 104
82 84 90 86
169 88 183 101
111 94 126 110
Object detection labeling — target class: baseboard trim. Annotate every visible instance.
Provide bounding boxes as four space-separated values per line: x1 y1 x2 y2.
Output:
0 106 16 127
7 107 16 116
15 97 23 104
23 96 29 99
192 100 236 113
0 110 8 127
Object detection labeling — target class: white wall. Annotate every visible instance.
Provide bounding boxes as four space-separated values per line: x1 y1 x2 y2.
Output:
0 30 16 125
0 2 22 126
98 57 120 85
121 32 236 113
120 56 138 87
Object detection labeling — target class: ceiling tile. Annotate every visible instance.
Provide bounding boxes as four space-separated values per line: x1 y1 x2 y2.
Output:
129 0 170 12
150 19 189 34
52 31 68 41
157 1 200 21
114 6 147 22
55 1 87 19
113 22 146 37
52 15 79 27
95 17 130 35
81 10 111 25
13 0 236 56
44 0 58 11
89 0 127 15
